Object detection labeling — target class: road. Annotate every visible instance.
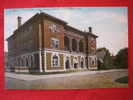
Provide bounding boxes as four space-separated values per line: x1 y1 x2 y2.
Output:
5 69 128 89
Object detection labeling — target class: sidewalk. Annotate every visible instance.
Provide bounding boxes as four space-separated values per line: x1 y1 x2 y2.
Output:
5 69 127 81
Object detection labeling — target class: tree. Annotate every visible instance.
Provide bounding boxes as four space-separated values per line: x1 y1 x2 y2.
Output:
114 48 128 69
103 49 113 69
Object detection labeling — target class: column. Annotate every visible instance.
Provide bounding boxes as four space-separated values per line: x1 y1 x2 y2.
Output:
38 23 43 72
78 56 80 69
69 37 72 52
39 50 43 72
77 39 79 52
23 57 26 67
31 55 34 68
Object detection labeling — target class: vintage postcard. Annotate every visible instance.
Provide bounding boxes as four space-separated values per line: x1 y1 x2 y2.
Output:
4 7 128 89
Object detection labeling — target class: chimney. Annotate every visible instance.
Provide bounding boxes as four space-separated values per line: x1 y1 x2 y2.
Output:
17 16 22 28
88 27 92 33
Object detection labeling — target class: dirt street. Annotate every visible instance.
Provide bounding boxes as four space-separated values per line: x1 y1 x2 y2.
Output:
5 70 128 89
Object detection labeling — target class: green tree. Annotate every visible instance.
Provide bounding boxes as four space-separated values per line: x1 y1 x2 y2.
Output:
103 49 113 69
114 48 128 68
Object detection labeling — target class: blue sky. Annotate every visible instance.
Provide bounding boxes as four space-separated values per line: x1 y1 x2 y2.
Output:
4 7 128 55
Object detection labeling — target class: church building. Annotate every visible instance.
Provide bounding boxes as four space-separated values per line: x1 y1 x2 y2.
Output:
7 12 98 73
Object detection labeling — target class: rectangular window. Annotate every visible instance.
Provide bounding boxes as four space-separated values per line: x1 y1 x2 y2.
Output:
51 38 59 49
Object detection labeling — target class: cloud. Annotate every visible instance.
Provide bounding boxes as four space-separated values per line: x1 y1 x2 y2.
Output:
46 8 128 32
4 10 36 39
88 11 128 24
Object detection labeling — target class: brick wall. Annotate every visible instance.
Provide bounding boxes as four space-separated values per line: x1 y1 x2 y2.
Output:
43 19 65 50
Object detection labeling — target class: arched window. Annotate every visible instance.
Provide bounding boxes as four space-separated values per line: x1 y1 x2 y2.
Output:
52 55 60 67
20 58 23 66
65 57 70 69
30 56 34 67
22 57 26 67
92 60 95 65
17 58 20 66
81 58 84 68
72 39 77 51
18 58 21 66
79 40 84 52
25 58 28 67
64 36 70 51
73 57 78 68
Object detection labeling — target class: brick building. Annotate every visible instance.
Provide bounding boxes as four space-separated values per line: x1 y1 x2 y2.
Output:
7 12 98 73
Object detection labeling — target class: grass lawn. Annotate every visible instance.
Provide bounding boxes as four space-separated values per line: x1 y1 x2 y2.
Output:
115 76 128 83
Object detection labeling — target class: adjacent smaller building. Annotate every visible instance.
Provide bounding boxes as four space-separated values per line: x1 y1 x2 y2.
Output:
96 47 113 70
